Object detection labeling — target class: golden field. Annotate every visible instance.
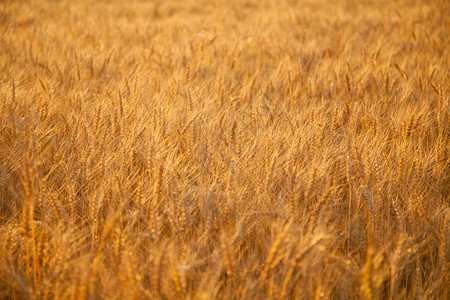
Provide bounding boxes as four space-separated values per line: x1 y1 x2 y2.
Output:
0 0 448 299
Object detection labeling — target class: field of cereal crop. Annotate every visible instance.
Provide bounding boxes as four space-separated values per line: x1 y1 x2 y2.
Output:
0 0 448 298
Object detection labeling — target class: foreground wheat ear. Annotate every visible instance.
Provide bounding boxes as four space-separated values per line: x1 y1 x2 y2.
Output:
0 0 448 299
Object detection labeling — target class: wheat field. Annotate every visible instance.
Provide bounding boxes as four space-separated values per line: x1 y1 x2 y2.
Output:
0 0 448 299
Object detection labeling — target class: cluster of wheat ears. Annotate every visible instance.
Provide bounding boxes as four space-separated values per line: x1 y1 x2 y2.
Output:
0 0 448 299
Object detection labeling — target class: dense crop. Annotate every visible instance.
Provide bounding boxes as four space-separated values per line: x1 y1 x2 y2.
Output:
0 0 448 299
